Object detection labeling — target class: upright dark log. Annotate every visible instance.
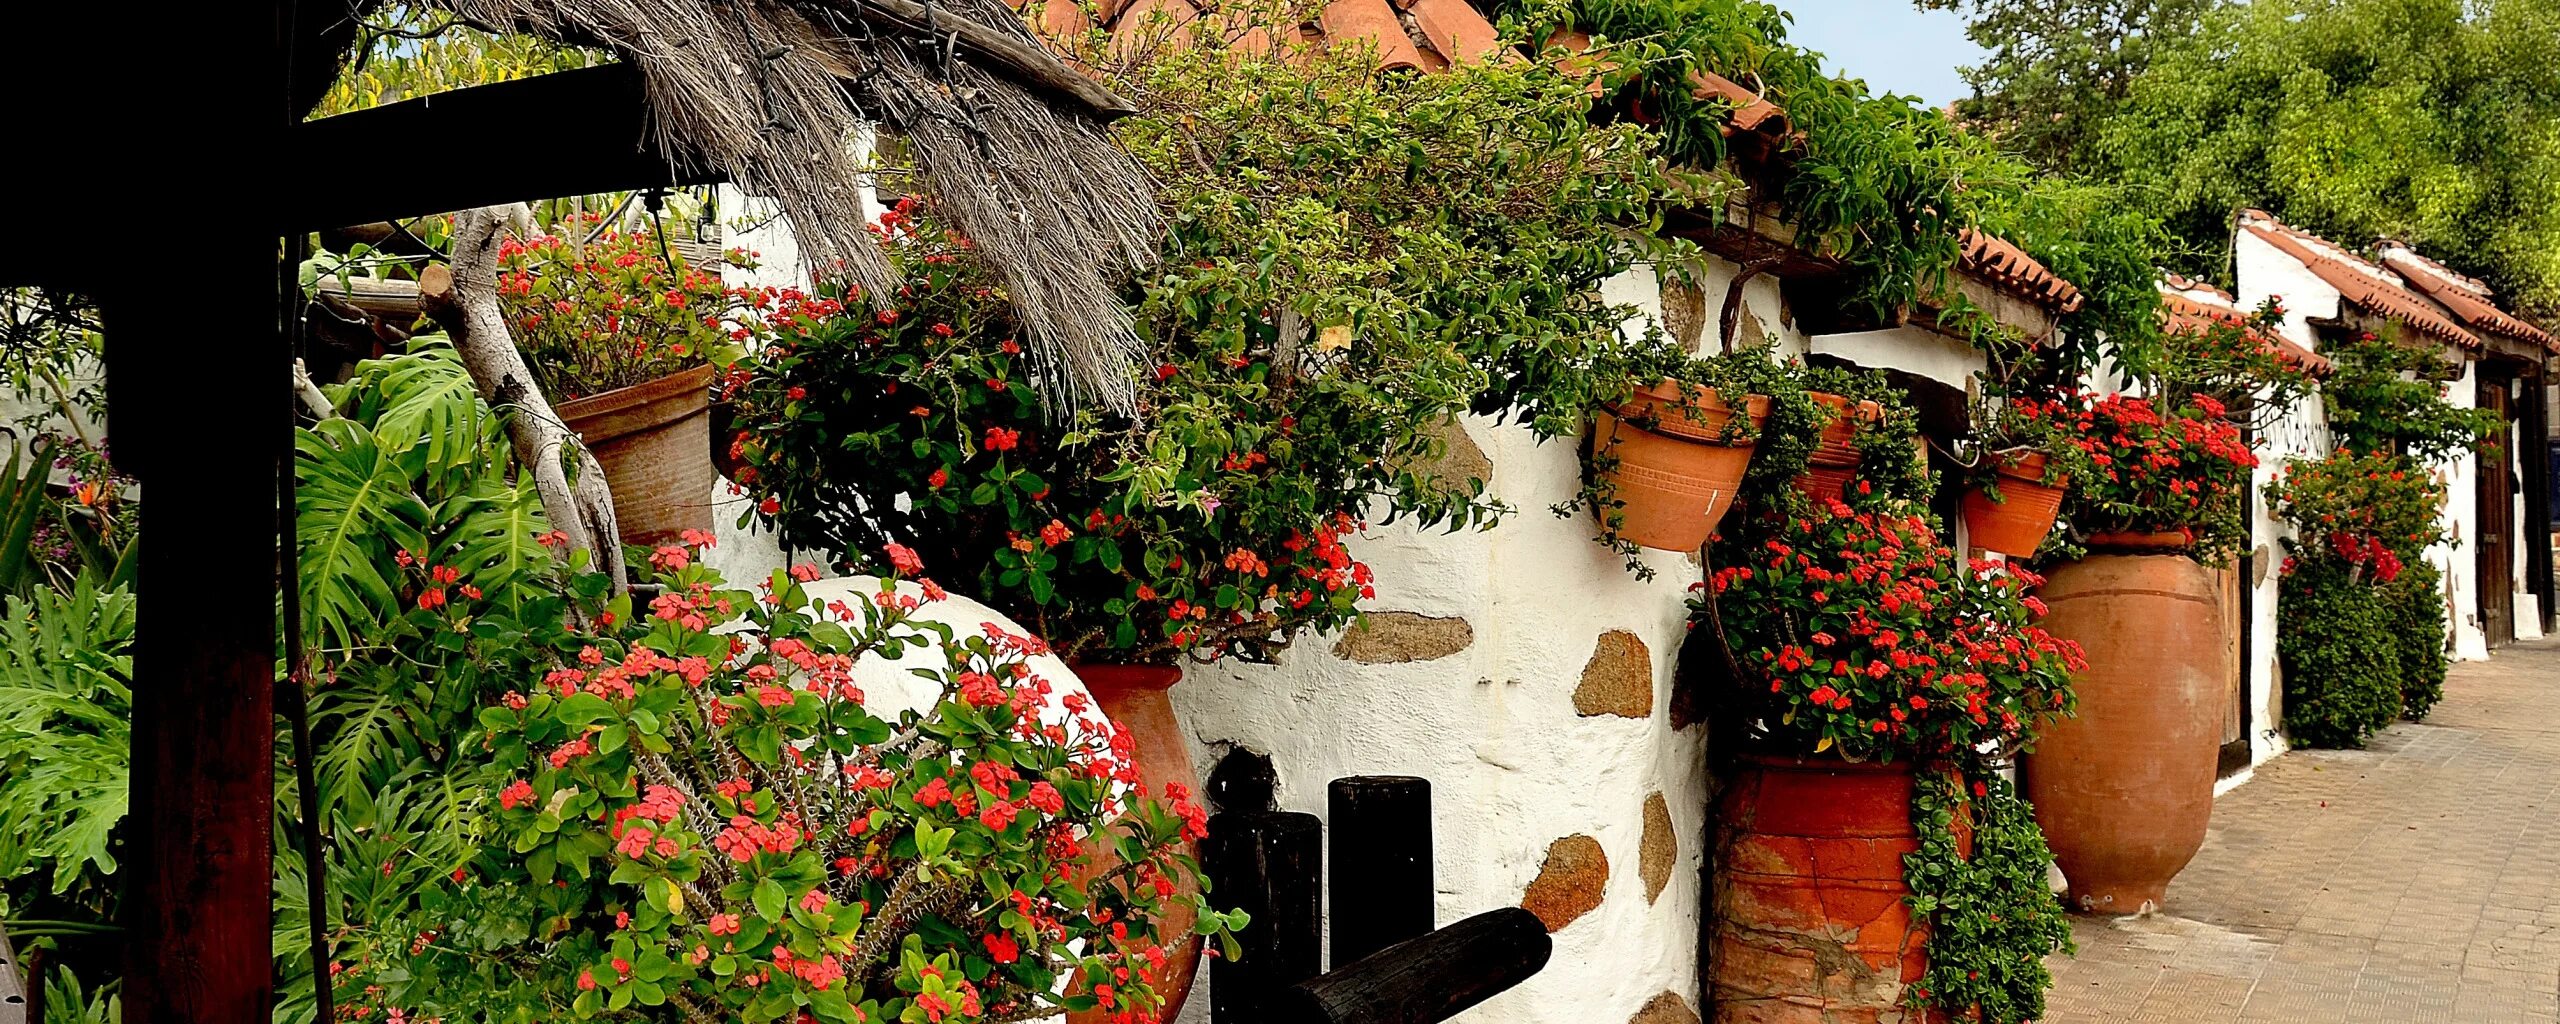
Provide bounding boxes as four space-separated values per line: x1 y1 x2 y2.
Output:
105 239 281 1024
1204 810 1323 1022
1272 908 1553 1024
1327 776 1435 967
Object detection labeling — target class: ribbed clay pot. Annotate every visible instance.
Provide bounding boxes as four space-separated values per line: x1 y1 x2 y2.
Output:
1070 663 1204 1021
556 364 717 547
1591 381 1771 551
1791 393 1881 503
2020 530 2224 915
1959 453 2068 558
1713 754 1956 1024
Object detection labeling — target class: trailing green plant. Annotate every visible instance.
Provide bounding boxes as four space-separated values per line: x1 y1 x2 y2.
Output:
733 43 1683 661
1690 497 2079 1022
2320 327 2503 461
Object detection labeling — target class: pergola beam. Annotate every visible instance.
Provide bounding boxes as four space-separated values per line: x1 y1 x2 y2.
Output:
283 64 723 233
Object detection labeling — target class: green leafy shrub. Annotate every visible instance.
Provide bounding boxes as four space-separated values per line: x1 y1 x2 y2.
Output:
2277 557 2403 748
2054 391 2259 562
2320 327 2503 461
2385 560 2449 720
494 225 760 400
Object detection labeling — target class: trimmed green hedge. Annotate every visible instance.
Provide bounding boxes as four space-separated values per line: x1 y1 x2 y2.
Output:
2278 558 2403 748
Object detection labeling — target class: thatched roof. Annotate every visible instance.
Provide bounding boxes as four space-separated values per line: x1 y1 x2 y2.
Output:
362 0 1163 412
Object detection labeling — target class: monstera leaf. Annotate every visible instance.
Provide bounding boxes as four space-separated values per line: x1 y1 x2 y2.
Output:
337 336 501 498
295 417 434 655
0 580 136 895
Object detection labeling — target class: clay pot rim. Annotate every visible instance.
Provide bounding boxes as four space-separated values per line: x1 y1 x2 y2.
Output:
2083 528 2195 553
1984 449 2069 488
555 363 716 419
1068 661 1184 691
1730 750 1920 773
1622 379 1774 419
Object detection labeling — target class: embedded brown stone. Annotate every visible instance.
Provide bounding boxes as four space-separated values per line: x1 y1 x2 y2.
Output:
1733 302 1769 350
1575 629 1654 718
1640 792 1676 903
1520 834 1608 932
1629 991 1699 1024
1415 417 1493 493
1332 612 1475 665
1660 273 1708 352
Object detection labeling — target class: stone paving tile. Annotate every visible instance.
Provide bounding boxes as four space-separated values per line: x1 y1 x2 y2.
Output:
2042 637 2560 1022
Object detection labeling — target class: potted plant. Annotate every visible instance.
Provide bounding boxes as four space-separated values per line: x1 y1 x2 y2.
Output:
1579 343 1777 554
1957 397 2084 558
1692 497 2080 1024
1793 365 1926 505
2016 391 2256 915
495 222 763 546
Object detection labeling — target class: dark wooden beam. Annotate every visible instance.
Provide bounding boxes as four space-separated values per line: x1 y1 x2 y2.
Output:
283 64 723 232
1272 908 1552 1024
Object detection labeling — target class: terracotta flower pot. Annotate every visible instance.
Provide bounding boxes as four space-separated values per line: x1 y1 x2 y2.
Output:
1791 392 1881 503
1959 453 2069 558
1070 663 1204 1021
1712 753 1955 1023
1591 381 1771 552
556 364 718 547
2019 536 2224 914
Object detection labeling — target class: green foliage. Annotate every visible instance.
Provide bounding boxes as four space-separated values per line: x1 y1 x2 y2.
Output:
0 580 135 903
2265 449 2446 563
736 45 1680 661
2094 0 2560 315
2385 560 2449 719
2277 556 2404 747
495 227 758 400
1918 0 2214 175
2054 392 2260 563
313 6 606 118
36 962 121 1024
2319 327 2504 462
1904 773 2074 1024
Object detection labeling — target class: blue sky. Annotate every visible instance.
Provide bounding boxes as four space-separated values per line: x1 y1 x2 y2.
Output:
1762 0 1987 108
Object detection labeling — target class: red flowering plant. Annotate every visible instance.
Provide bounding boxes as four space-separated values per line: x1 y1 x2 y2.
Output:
493 218 769 401
1692 499 2084 763
2265 448 2445 585
446 535 1241 1023
2049 391 2259 563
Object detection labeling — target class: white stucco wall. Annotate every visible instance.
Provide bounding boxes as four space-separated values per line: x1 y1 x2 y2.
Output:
2433 359 2490 661
1167 256 1811 1023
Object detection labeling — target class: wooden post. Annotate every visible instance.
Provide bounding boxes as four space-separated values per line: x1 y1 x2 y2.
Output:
1271 907 1552 1024
1205 810 1322 1021
2 920 27 1024
104 236 280 1023
1327 776 1434 967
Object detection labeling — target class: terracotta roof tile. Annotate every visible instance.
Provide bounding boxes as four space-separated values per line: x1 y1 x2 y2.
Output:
2237 210 2480 349
1957 228 2084 314
2158 284 2332 375
2375 242 2556 353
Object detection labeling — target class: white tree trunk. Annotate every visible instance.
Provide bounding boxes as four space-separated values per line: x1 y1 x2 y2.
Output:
439 204 629 597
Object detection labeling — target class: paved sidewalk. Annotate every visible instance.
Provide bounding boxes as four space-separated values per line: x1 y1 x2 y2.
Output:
2040 636 2560 1023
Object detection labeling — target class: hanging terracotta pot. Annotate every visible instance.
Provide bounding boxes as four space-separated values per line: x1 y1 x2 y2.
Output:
1712 753 1960 1023
2019 530 2223 915
1590 380 1771 552
556 364 718 547
1791 392 1881 503
1070 663 1205 1021
1958 452 2069 558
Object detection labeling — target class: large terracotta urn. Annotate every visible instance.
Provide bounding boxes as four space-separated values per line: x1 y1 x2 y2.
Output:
1071 663 1205 1021
557 364 717 546
1591 381 1770 551
1712 754 1950 1024
2020 531 2225 914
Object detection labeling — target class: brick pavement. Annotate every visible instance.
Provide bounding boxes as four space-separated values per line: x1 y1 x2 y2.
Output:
2041 636 2560 1023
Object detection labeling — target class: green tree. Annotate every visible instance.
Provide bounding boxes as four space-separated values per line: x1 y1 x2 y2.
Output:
2084 0 2560 314
1918 0 2213 174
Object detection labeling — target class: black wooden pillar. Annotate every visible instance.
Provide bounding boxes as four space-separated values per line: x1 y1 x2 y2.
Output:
1205 810 1324 1020
1327 777 1434 967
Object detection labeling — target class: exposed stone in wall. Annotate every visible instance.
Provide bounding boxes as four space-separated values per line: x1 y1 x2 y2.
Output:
1640 792 1676 903
1521 834 1608 932
1628 991 1699 1024
1332 612 1475 664
1575 629 1655 718
1660 273 1708 353
1413 416 1493 493
1733 302 1768 350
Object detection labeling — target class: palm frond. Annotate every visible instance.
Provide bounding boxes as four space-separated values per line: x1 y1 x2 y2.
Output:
295 418 434 656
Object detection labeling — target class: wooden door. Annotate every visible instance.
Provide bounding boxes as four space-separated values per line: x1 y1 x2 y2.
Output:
2480 374 2516 647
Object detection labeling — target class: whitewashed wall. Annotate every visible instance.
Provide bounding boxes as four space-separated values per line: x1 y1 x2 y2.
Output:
1169 257 1803 1024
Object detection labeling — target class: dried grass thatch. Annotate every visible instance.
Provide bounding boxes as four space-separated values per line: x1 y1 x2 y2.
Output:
434 0 1159 412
